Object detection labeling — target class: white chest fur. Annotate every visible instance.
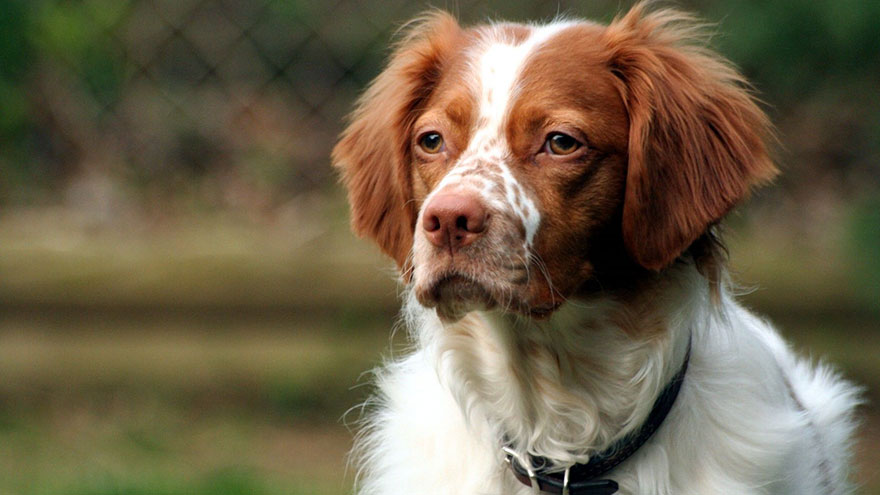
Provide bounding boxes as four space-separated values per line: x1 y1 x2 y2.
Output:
352 269 859 495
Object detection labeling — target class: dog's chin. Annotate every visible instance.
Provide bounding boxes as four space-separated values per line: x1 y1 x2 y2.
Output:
415 274 496 323
415 273 563 323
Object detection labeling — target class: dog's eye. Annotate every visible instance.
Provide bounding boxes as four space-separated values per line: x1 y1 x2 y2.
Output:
545 133 581 155
418 132 444 154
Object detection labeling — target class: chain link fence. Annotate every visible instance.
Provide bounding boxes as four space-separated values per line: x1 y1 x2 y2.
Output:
1 0 625 215
2 0 878 218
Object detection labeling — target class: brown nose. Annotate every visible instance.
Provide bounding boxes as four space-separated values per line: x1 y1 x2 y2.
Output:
422 192 488 253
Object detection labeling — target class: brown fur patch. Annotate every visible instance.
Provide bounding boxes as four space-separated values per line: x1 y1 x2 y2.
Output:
503 24 634 307
332 12 466 272
601 5 778 271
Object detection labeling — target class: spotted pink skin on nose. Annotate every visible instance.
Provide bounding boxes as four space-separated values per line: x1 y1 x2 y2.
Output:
421 191 489 254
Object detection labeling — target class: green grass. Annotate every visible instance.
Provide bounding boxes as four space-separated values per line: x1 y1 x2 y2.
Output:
0 311 876 494
0 205 398 313
0 313 386 495
0 208 877 494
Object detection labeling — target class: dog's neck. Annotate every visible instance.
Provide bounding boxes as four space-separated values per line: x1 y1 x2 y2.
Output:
405 263 709 466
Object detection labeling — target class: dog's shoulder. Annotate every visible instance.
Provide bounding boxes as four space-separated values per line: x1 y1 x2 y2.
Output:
353 350 503 495
662 301 862 494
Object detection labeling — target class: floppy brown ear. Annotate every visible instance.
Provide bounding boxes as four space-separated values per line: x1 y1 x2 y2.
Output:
602 5 777 271
332 12 461 273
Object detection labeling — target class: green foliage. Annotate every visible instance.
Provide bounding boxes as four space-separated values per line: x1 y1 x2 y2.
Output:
708 0 880 102
0 0 33 136
0 0 878 208
849 194 880 310
0 0 129 201
28 468 294 495
31 0 127 106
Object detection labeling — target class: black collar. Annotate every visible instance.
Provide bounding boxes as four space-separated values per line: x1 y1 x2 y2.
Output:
504 337 692 495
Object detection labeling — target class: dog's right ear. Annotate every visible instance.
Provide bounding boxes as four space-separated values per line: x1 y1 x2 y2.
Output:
602 5 777 272
332 12 461 273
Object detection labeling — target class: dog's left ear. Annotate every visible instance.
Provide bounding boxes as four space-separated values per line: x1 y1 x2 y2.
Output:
603 5 778 271
332 12 461 274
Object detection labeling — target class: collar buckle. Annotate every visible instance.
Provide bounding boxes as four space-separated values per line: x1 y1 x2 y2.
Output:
503 446 542 494
562 465 571 495
504 447 616 494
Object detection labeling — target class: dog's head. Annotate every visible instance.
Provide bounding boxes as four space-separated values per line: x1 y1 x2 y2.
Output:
333 4 776 322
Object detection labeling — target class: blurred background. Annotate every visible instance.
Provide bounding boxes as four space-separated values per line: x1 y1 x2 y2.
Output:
0 0 878 493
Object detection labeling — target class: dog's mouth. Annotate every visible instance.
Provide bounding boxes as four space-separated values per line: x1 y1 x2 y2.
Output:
415 272 561 322
416 273 496 322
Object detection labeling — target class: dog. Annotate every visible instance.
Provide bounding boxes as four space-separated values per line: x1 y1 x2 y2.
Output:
332 4 860 494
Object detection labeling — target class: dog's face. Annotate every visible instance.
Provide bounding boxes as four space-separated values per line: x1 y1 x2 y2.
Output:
333 6 776 321
407 23 632 320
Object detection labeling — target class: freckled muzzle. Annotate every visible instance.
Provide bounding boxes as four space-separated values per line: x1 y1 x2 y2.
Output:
411 158 546 321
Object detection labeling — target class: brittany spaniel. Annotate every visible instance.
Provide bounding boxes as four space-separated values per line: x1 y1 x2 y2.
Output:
332 4 860 494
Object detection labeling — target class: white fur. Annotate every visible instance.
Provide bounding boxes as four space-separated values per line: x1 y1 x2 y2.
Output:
353 266 860 495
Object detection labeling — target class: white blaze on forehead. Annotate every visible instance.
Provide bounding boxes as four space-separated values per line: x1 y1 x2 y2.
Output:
470 23 573 246
474 24 572 136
